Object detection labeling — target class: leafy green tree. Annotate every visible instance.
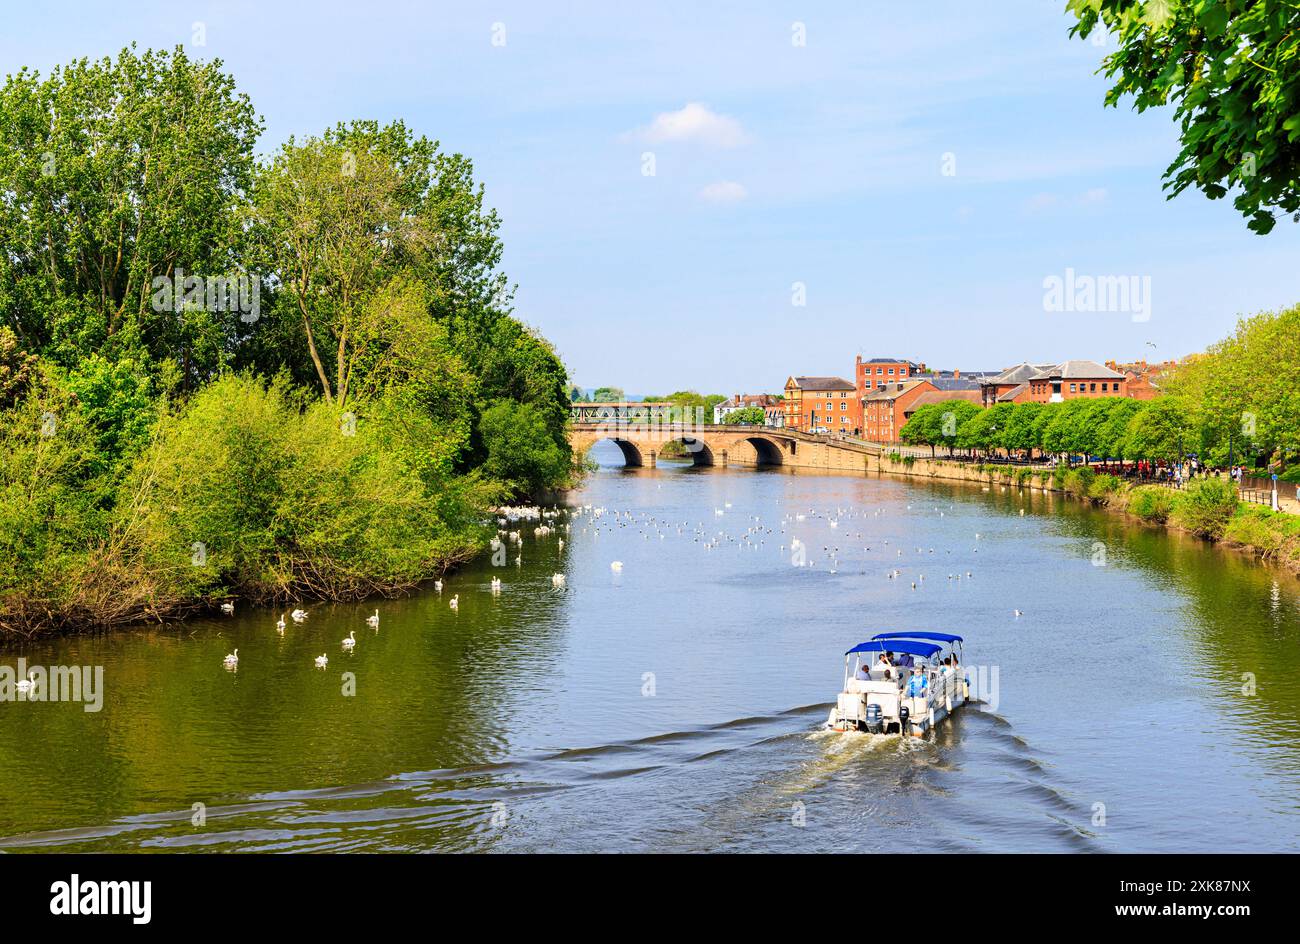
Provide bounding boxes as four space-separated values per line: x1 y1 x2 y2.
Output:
1124 396 1193 462
63 354 157 475
1095 397 1145 461
1068 0 1300 234
591 387 625 403
0 45 261 380
1001 401 1044 458
899 402 943 456
723 406 767 425
957 403 1013 455
478 399 570 497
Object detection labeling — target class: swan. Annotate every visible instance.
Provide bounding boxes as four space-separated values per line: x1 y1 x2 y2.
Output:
220 602 235 614
449 595 459 610
551 573 566 589
1014 609 1023 618
223 649 239 668
366 609 379 627
491 577 502 593
434 579 443 593
291 609 308 622
610 561 623 572
342 630 357 651
314 653 328 669
276 613 286 632
16 670 36 693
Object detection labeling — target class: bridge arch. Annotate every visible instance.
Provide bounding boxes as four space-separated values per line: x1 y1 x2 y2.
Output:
658 437 714 467
583 437 646 467
741 436 785 466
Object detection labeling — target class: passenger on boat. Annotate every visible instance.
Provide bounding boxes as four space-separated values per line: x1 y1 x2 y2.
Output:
855 660 873 681
872 652 894 679
895 652 915 669
905 668 928 697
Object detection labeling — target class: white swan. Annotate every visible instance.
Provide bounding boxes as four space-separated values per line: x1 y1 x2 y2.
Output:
223 649 239 668
551 573 566 589
434 579 443 593
342 630 356 651
220 602 235 614
491 577 502 593
16 670 36 693
449 595 459 610
291 609 308 622
366 609 379 627
276 613 286 632
314 653 328 669
610 561 623 572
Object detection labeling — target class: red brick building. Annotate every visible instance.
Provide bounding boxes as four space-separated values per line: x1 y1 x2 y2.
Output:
1105 359 1173 401
783 376 859 433
1025 360 1128 402
862 379 935 443
855 356 925 400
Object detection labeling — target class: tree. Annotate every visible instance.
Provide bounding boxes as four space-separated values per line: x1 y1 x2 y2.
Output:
1096 397 1145 461
723 406 767 425
899 402 943 456
1002 401 1044 458
478 399 569 497
1068 1 1300 234
591 387 625 403
1124 396 1193 462
0 45 261 382
956 402 1013 455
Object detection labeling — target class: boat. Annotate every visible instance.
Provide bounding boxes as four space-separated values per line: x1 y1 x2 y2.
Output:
825 632 968 736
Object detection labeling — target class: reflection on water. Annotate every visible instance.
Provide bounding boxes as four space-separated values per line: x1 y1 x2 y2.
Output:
1 444 1299 852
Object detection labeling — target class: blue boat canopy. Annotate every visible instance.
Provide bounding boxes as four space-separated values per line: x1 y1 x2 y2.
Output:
845 640 942 657
872 631 963 644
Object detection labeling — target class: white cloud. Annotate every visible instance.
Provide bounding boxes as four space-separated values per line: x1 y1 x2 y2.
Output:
699 180 748 203
630 103 749 148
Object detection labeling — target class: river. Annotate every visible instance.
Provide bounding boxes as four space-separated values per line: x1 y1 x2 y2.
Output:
2 442 1299 852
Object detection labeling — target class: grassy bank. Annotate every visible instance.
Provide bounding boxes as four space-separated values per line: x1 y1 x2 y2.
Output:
904 457 1300 572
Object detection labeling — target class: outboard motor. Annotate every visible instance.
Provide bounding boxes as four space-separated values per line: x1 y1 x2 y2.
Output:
899 704 911 736
864 703 883 734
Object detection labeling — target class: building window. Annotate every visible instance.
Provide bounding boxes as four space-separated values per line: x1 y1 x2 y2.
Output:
888 368 895 375
1069 383 1076 392
1090 383 1097 392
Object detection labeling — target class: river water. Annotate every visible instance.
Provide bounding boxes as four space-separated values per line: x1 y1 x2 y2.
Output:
2 443 1299 852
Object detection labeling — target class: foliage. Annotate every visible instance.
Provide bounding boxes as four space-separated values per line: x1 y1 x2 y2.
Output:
1173 476 1239 539
479 398 570 497
0 45 261 382
723 406 767 425
1069 0 1300 234
1123 396 1192 461
1129 485 1177 523
0 46 575 635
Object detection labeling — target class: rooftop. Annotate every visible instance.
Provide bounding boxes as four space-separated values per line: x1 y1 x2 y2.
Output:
904 389 982 412
1028 359 1126 381
789 376 855 391
863 379 929 401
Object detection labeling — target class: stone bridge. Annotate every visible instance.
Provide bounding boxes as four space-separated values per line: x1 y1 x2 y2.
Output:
568 423 880 473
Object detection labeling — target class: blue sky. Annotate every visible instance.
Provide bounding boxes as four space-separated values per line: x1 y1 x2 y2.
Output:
6 1 1300 393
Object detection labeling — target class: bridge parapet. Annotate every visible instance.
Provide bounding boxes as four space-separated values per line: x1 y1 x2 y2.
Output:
568 421 878 471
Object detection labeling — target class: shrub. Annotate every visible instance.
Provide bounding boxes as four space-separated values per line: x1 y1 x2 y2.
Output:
1064 466 1096 498
1172 477 1239 539
1221 505 1295 555
1129 486 1177 524
1088 473 1121 501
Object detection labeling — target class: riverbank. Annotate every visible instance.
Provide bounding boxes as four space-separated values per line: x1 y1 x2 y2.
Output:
874 452 1300 575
